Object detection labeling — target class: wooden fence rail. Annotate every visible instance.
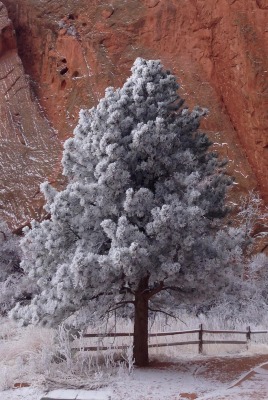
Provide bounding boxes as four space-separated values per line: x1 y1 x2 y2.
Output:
74 324 268 354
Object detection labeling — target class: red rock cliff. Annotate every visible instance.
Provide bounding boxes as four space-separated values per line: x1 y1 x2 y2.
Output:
1 0 268 228
0 1 62 228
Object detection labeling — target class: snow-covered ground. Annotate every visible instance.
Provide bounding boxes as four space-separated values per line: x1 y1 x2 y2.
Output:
1 316 268 400
1 355 268 400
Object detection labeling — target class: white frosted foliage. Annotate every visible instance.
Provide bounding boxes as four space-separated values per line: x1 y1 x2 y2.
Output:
10 58 262 329
0 221 34 315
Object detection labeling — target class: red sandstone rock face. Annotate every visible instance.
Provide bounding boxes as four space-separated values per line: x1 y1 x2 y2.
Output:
0 1 62 228
1 0 268 228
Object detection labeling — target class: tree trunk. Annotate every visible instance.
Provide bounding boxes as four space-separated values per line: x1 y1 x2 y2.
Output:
133 279 149 366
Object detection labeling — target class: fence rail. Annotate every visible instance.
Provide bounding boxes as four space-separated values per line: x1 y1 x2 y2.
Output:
82 329 200 338
74 324 268 354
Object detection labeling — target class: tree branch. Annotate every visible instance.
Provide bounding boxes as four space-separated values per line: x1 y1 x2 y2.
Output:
83 289 115 302
66 224 81 240
140 282 188 299
0 230 7 241
147 281 164 298
148 307 176 319
161 286 190 293
148 307 187 325
107 300 134 313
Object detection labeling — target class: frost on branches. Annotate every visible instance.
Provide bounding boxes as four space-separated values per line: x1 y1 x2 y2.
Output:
11 58 253 366
0 221 33 315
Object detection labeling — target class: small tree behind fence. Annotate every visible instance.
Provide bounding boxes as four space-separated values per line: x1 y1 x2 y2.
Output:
73 325 268 354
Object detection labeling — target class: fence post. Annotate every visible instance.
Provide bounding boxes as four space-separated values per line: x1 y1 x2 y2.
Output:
246 326 251 343
199 324 203 354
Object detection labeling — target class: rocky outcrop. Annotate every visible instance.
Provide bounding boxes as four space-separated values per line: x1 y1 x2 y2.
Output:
0 0 267 228
0 1 62 228
0 2 15 53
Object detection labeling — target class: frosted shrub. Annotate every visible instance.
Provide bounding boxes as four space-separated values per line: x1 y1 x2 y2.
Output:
0 220 34 316
0 320 131 391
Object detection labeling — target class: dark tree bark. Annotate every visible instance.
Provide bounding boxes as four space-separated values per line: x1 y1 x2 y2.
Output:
133 277 149 367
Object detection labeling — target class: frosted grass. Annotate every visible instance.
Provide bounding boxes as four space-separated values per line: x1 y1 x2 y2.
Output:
1 312 268 391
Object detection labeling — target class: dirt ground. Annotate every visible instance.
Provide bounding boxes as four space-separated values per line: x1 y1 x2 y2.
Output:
150 355 268 399
150 354 268 380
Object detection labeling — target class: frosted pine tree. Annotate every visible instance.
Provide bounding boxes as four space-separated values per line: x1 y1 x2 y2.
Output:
11 58 246 366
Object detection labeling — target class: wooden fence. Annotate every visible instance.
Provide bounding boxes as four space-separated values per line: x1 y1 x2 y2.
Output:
73 324 268 354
